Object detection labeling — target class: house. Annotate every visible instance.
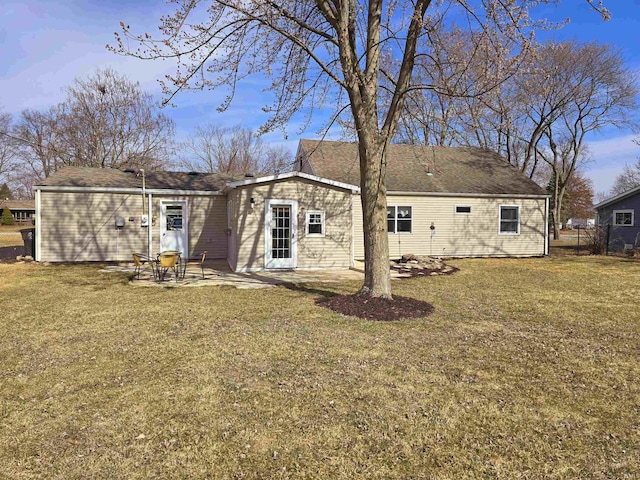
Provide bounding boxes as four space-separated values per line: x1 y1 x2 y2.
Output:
0 199 36 224
297 140 549 259
34 140 549 269
594 184 640 250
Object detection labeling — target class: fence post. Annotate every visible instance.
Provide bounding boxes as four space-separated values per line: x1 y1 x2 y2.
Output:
605 224 611 256
576 226 580 255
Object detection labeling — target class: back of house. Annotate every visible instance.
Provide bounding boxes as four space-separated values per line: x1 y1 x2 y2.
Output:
297 140 549 259
34 140 549 269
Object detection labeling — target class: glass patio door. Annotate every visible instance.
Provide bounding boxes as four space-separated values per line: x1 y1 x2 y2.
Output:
265 199 297 269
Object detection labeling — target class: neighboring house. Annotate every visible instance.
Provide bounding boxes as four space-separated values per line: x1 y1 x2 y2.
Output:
594 184 640 250
0 199 35 223
34 140 549 269
566 217 595 229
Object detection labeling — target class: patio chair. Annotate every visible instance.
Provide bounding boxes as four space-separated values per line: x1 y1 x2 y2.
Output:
132 252 158 280
158 252 180 282
182 251 207 279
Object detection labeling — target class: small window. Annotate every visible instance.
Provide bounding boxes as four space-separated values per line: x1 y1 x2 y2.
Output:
387 206 412 233
499 205 519 234
306 210 325 236
166 205 183 231
613 210 634 226
456 206 472 214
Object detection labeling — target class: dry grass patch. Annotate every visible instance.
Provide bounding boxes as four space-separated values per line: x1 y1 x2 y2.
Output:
0 233 23 248
0 257 639 479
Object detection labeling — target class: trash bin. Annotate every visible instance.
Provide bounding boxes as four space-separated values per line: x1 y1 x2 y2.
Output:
20 227 35 258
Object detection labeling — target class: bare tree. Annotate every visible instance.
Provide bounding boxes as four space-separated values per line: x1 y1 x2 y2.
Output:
180 124 292 175
10 68 176 192
610 157 640 195
113 0 611 298
61 68 175 170
0 111 16 183
534 42 638 238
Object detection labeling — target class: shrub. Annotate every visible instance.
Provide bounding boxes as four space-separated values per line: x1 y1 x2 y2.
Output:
583 226 606 255
1 207 15 226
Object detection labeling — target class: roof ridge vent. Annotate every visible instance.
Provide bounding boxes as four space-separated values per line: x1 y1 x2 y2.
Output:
187 171 199 176
123 168 136 174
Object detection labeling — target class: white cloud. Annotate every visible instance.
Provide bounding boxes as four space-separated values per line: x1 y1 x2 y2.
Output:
583 134 638 194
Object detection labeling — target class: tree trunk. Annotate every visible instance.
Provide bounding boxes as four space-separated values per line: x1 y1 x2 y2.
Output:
357 133 392 299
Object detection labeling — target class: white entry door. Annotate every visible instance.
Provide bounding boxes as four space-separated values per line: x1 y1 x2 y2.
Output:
265 199 297 269
160 201 188 257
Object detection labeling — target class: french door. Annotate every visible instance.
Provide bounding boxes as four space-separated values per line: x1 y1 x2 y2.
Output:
265 199 297 269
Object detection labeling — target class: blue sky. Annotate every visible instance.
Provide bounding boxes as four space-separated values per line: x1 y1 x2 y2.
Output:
1 0 638 194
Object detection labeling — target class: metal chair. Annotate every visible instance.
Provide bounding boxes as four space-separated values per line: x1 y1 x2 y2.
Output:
182 251 207 279
158 252 180 282
132 252 158 280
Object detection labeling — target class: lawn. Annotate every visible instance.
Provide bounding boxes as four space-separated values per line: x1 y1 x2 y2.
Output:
1 256 639 479
0 225 26 248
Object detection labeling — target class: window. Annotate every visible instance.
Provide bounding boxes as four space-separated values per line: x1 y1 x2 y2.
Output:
165 205 183 231
613 210 634 226
499 205 519 234
306 210 325 236
456 206 472 214
387 206 412 233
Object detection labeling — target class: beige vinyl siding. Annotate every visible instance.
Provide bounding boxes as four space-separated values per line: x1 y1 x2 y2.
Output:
150 195 227 260
353 194 546 259
231 178 352 271
39 191 149 262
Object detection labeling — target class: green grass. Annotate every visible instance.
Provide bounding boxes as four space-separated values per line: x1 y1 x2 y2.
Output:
1 257 639 479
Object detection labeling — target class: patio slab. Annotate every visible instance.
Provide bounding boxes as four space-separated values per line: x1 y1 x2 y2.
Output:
101 260 365 289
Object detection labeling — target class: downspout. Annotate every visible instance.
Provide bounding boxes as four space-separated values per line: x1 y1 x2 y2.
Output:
544 196 550 256
148 192 153 258
35 189 41 262
141 169 146 215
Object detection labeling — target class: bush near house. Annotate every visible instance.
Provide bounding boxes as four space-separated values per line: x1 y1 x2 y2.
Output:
1 207 15 226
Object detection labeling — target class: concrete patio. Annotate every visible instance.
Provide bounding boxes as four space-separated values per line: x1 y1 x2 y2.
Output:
101 259 366 289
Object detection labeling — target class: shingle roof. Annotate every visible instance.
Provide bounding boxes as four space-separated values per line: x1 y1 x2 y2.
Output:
594 183 640 210
299 140 547 196
36 167 240 192
0 200 35 210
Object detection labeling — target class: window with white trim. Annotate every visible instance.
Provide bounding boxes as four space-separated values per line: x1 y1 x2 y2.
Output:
306 210 325 236
387 206 412 233
499 205 520 234
456 206 472 214
613 209 634 226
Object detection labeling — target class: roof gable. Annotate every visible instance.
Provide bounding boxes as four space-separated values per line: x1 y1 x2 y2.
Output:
594 184 640 210
298 140 547 196
225 171 359 192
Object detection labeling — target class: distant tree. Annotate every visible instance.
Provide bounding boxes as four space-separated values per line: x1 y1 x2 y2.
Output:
1 207 14 226
610 158 640 195
0 110 16 182
0 183 12 200
565 172 594 220
10 68 176 189
60 68 175 170
180 124 292 175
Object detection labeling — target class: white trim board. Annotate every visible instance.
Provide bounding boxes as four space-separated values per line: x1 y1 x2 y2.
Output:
225 171 360 193
35 186 224 196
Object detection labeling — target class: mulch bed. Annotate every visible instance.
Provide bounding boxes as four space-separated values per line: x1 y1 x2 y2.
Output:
316 294 434 321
